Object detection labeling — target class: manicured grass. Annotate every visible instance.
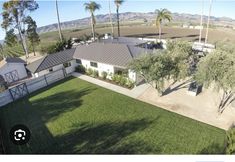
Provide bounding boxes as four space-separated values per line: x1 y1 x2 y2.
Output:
0 77 226 154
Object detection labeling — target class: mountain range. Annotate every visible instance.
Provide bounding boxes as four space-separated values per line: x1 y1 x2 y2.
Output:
37 12 235 34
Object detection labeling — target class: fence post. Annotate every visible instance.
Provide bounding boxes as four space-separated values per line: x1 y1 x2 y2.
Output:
62 68 67 78
8 89 14 101
44 75 48 86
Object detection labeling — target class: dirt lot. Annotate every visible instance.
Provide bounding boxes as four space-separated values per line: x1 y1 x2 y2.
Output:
137 80 235 130
40 25 235 44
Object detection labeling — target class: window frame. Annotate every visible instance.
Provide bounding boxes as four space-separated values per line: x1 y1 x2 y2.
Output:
90 62 98 68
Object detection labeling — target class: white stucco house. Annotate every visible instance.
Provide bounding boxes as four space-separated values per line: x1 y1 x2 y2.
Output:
0 58 27 84
26 38 152 83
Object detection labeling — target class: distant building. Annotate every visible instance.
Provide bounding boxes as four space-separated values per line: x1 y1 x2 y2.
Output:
194 25 203 30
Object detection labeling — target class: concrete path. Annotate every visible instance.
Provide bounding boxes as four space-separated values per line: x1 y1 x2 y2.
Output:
72 72 150 98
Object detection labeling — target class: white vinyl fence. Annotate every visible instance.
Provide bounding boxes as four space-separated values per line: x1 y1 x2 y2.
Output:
0 69 66 107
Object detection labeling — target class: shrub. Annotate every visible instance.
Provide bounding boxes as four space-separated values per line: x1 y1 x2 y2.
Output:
111 74 119 83
126 79 135 89
92 70 99 78
120 76 127 86
101 71 108 80
86 68 93 76
75 65 86 74
226 127 235 154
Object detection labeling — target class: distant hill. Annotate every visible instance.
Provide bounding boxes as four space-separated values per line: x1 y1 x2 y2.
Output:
37 12 235 33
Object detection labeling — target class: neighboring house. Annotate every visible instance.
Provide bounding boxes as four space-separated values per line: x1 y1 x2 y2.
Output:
26 48 76 78
27 41 152 82
0 58 27 84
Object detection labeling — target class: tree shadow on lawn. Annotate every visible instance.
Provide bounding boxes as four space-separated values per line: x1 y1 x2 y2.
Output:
197 142 226 154
31 87 97 123
54 118 161 154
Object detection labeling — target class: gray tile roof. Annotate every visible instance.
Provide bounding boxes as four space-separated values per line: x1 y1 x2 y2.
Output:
27 42 152 73
26 48 75 73
99 37 148 46
73 43 151 68
5 57 26 64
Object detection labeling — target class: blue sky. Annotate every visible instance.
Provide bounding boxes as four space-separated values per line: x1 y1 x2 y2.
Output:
0 0 235 40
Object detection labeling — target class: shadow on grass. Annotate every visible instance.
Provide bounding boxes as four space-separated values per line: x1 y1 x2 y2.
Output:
54 118 160 154
198 142 225 154
31 87 96 122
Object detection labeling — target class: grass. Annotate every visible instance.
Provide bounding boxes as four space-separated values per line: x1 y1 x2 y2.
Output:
0 77 226 154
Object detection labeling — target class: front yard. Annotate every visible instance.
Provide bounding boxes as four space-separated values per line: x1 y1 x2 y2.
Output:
0 77 226 154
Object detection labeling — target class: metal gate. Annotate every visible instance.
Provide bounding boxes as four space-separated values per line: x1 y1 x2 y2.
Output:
9 83 29 101
4 70 19 84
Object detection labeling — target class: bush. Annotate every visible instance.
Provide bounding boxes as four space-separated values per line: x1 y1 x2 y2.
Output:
101 71 108 80
120 76 127 86
226 127 235 154
92 70 99 78
126 79 135 89
75 65 86 74
86 68 93 76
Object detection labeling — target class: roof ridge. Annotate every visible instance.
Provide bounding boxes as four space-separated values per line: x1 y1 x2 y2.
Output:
34 55 47 73
126 45 134 58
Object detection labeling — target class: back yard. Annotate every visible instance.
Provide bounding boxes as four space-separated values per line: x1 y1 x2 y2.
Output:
0 77 226 154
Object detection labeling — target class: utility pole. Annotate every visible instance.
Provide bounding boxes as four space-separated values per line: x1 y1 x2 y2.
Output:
109 0 114 38
199 0 204 43
56 0 63 41
205 0 213 44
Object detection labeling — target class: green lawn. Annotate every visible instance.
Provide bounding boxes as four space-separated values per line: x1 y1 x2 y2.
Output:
0 77 226 154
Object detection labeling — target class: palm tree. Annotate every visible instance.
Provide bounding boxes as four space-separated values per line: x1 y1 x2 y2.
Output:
114 0 125 37
155 8 172 41
84 1 101 41
205 0 213 44
55 0 63 42
109 0 114 37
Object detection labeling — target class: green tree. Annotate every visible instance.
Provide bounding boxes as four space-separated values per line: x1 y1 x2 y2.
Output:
4 29 17 47
129 41 195 95
195 44 235 114
1 0 39 60
84 1 101 41
114 0 125 37
155 9 172 41
25 16 40 56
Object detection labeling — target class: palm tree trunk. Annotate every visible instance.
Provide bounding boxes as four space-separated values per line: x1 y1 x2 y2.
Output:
109 0 114 37
56 0 63 42
199 0 204 43
117 7 120 37
205 0 213 44
91 17 95 41
158 23 161 41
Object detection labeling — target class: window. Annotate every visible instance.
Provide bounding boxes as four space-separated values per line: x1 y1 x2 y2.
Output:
63 62 71 68
90 62 98 68
76 59 82 64
49 68 53 72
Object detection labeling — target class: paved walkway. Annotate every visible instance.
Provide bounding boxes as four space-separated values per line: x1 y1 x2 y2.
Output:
72 72 150 98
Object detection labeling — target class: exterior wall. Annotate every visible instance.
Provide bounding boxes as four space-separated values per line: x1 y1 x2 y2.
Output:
80 59 115 79
33 60 78 78
0 63 27 81
128 69 137 82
